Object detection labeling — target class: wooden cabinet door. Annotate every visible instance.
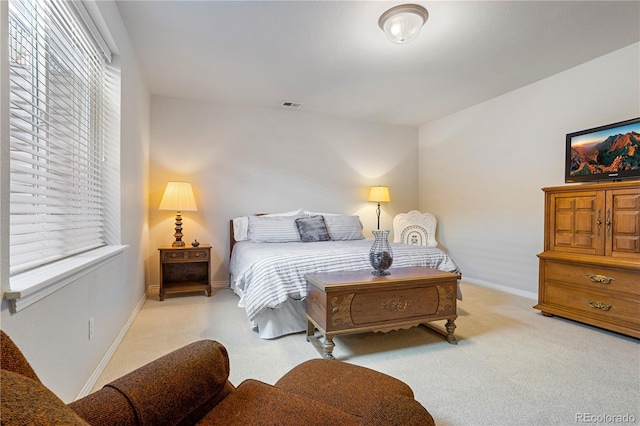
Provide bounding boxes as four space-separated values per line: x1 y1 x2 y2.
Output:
548 191 605 255
606 188 640 259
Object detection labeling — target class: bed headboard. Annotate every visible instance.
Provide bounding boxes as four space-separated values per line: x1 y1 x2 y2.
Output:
229 219 236 259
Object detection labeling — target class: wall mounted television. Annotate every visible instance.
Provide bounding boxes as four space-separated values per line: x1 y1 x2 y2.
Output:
565 117 640 183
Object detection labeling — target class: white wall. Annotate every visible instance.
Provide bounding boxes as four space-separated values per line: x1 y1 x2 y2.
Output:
418 42 640 299
0 1 150 403
149 96 419 286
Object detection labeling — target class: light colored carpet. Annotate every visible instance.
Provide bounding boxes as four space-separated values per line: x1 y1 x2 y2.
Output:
93 282 639 426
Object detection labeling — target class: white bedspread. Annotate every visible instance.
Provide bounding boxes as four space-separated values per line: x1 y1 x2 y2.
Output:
229 239 461 326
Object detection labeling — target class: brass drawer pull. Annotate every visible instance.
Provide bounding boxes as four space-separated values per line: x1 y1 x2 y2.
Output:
586 274 614 284
588 300 612 311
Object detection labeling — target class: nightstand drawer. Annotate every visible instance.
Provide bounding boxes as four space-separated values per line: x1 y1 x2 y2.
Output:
161 249 209 262
544 261 638 295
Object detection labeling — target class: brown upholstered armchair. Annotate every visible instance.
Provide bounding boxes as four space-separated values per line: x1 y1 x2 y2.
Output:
1 330 435 425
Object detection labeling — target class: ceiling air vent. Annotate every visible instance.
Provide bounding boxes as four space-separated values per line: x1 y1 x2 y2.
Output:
281 100 303 108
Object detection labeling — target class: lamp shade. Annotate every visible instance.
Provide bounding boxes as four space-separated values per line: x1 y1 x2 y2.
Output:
378 4 429 44
369 186 391 203
159 182 198 211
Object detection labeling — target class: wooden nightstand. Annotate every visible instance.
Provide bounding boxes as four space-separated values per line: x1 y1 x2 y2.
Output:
158 245 212 301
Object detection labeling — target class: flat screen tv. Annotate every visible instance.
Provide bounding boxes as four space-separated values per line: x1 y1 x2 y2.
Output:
565 117 640 183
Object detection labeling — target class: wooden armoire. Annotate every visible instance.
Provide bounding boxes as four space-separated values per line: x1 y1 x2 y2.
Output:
535 180 640 338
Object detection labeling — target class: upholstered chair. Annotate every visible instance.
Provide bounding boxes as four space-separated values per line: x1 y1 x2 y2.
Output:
1 330 436 425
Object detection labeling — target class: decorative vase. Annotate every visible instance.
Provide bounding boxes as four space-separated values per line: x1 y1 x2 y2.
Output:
369 230 393 276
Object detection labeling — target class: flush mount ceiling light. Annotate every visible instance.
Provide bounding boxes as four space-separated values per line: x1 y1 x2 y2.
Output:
378 4 429 44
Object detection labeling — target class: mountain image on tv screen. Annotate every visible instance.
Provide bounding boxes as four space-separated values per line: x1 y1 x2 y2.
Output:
569 129 640 176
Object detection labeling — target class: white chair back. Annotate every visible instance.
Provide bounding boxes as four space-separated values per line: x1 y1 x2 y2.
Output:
392 211 438 247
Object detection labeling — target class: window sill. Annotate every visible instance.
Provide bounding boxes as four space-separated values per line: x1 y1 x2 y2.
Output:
4 245 128 313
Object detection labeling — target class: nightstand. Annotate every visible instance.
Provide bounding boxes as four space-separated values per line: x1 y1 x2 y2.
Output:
158 245 212 301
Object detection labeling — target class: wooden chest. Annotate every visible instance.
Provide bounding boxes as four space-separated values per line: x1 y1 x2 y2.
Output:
305 266 460 358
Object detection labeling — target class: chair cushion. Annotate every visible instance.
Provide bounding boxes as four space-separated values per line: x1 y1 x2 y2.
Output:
361 395 435 426
274 359 414 418
197 379 360 425
1 370 89 426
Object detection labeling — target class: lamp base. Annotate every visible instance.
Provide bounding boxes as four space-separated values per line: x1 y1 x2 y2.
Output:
172 212 185 248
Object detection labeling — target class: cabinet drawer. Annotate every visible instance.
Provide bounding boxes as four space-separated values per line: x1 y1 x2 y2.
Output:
161 249 209 262
544 261 638 295
544 283 640 325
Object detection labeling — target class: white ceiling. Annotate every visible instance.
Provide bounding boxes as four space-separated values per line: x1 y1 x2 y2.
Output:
115 1 640 127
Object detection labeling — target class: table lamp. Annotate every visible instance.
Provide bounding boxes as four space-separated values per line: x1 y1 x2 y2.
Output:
368 186 391 230
159 181 198 247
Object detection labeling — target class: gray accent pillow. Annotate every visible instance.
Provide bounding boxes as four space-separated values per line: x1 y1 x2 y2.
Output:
295 215 330 242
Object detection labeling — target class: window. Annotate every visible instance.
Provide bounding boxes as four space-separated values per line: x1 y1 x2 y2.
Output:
8 0 112 275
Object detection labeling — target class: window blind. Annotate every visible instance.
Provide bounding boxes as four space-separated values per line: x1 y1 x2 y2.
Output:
8 0 107 275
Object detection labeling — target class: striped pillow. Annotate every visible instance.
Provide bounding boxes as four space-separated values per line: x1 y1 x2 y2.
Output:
234 210 302 242
248 215 303 243
323 215 364 241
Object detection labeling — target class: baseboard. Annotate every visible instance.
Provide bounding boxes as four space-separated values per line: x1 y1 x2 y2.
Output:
147 284 159 297
212 280 230 289
461 277 538 301
75 292 147 400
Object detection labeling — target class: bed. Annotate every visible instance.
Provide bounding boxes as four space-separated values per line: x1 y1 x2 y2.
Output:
229 211 462 339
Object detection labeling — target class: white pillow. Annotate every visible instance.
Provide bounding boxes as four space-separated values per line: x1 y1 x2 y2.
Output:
323 215 364 241
248 215 304 243
304 211 341 217
264 209 303 217
232 216 249 241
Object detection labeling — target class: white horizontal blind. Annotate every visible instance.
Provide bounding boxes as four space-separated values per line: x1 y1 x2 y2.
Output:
8 0 107 275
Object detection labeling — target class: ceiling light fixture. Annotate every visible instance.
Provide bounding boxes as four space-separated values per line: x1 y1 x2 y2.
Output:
281 100 303 108
378 4 429 44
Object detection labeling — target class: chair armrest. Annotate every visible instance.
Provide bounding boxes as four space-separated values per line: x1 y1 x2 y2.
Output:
70 340 234 426
361 395 435 426
68 386 138 425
